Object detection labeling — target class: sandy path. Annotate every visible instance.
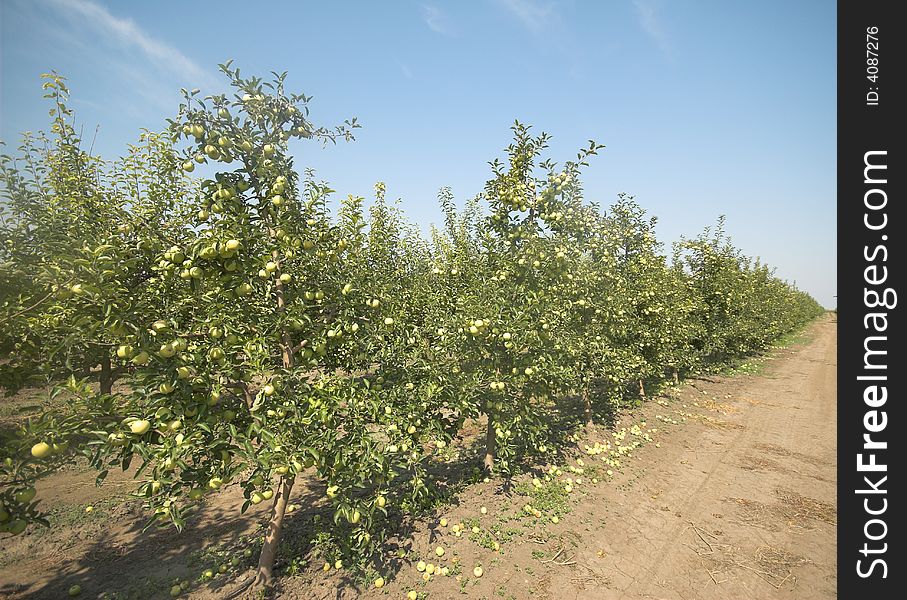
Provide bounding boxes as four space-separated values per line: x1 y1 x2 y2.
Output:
548 315 837 599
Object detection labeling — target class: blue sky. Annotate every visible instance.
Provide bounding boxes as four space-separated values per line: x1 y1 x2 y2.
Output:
0 0 836 306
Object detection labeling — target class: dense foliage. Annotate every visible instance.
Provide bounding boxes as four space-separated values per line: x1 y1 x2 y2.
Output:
0 66 823 589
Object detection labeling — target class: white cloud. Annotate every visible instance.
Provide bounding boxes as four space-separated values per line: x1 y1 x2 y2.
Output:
633 0 673 60
398 61 414 79
45 0 219 89
495 0 558 33
421 4 454 36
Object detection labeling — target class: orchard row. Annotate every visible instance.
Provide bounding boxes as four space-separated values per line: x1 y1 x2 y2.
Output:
0 65 823 589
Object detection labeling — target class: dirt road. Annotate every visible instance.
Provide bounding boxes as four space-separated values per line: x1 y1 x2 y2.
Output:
544 314 837 599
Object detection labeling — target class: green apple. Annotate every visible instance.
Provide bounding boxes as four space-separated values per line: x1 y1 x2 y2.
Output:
31 442 52 459
130 420 151 435
14 487 36 503
6 519 27 535
132 351 151 366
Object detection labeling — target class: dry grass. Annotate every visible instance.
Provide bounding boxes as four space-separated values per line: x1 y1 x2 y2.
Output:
725 488 836 531
755 443 830 467
738 455 784 472
689 413 745 430
686 522 811 590
698 398 741 415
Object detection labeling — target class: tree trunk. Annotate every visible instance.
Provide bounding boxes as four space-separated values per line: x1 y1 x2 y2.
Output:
583 388 594 429
672 368 679 385
253 476 294 589
250 247 297 591
100 353 113 395
483 411 496 472
638 378 647 400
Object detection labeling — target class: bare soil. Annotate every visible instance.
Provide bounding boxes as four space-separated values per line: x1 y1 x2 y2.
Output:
0 315 837 600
